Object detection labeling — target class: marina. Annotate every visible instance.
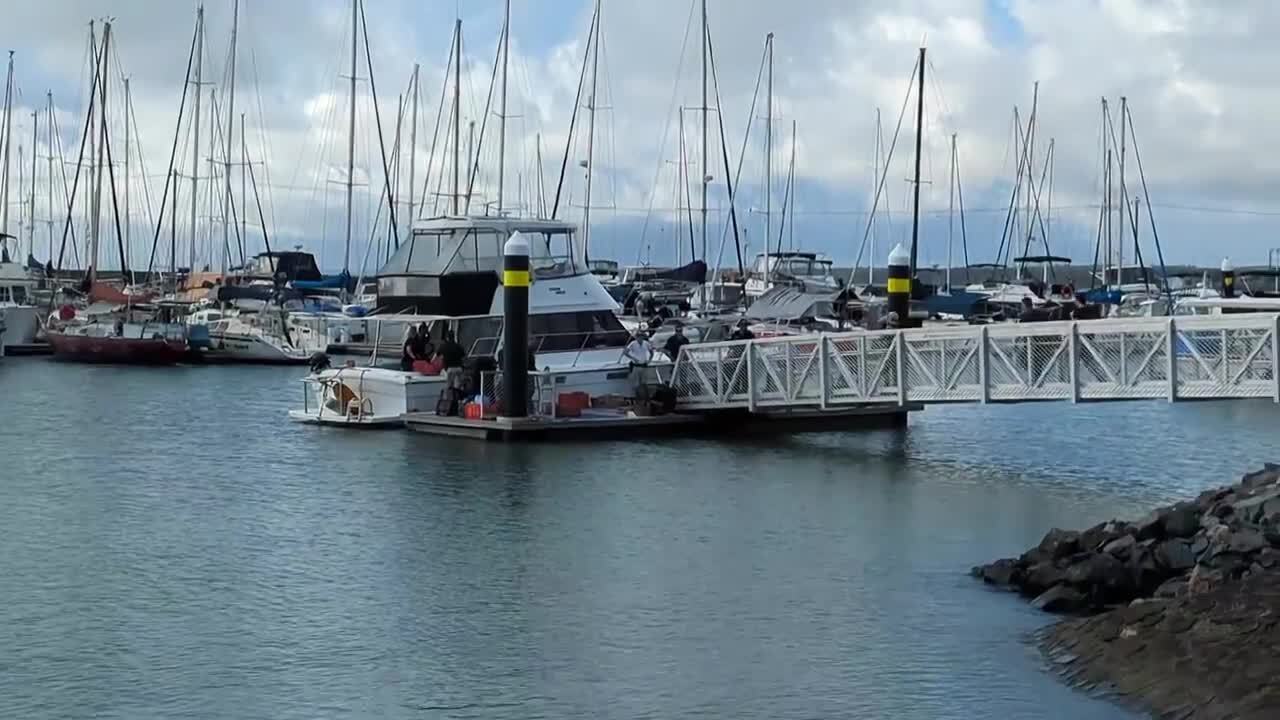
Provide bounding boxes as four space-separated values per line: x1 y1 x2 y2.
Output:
3 0 1280 717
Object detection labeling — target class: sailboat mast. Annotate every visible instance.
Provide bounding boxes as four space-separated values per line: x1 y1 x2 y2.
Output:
787 118 795 252
190 6 204 273
406 62 419 233
344 0 356 277
1024 82 1037 256
47 92 55 263
908 46 925 277
497 0 510 215
452 18 461 215
871 107 880 287
947 132 956 292
30 110 38 259
91 23 112 283
583 0 601 262
765 32 773 259
170 168 177 277
223 0 239 273
240 113 247 254
0 51 14 239
1118 96 1127 284
699 0 708 286
123 78 130 270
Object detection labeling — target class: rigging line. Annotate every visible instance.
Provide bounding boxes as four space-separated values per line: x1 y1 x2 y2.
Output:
144 17 198 275
848 54 918 287
246 147 273 256
955 137 971 285
775 128 795 255
696 39 762 272
249 45 279 244
49 98 81 269
55 30 103 272
418 39 454 219
705 26 747 276
993 106 1030 271
358 0 400 249
1125 107 1172 301
463 13 504 213
551 1 600 219
637 0 698 250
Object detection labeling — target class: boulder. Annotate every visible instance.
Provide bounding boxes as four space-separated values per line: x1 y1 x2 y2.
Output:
1031 584 1086 613
1187 564 1224 595
1241 463 1280 490
978 558 1020 587
1154 539 1197 572
1103 534 1137 558
1022 561 1067 597
1229 488 1280 521
1036 528 1081 561
1226 527 1268 555
1066 552 1135 603
1260 498 1280 526
1153 577 1187 599
1161 504 1201 539
1135 510 1167 541
1190 535 1209 558
1078 520 1129 553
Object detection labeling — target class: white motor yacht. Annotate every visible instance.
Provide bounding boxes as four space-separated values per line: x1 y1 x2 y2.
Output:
290 216 660 427
0 250 41 353
743 251 840 300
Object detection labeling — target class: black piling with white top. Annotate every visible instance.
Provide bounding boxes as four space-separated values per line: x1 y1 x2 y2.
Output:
502 233 531 418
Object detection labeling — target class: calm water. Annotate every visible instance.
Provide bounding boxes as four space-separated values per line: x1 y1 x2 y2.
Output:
1 359 1276 719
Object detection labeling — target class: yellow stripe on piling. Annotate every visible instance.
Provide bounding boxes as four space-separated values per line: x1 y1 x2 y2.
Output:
887 277 911 294
503 270 531 287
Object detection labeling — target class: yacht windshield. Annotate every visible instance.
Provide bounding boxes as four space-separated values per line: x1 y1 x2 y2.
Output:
529 230 584 279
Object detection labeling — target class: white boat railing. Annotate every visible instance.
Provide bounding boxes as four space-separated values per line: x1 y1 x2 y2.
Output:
299 369 376 422
670 314 1280 411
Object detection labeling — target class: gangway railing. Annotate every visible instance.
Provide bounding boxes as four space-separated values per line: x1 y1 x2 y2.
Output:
670 314 1280 411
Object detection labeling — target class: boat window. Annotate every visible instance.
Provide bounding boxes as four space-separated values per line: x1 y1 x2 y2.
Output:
530 311 627 353
445 230 505 274
394 230 459 275
529 231 583 279
0 287 8 303
457 316 503 357
10 286 26 304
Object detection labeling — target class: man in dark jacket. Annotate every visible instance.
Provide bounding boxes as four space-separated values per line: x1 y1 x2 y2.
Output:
663 323 690 361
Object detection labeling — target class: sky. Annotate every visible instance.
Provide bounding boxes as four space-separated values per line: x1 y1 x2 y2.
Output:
1 0 1280 275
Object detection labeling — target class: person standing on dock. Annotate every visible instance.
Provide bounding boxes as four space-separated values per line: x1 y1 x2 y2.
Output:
663 323 690 361
624 331 654 367
730 319 755 341
401 325 427 371
437 330 465 370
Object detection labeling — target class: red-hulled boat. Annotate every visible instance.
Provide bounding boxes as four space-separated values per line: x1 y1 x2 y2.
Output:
45 329 190 364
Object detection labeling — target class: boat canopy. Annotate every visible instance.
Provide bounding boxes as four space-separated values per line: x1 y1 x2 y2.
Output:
628 260 707 285
745 286 847 321
1013 255 1072 264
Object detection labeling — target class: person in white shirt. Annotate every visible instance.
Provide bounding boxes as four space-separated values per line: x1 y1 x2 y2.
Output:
623 331 654 367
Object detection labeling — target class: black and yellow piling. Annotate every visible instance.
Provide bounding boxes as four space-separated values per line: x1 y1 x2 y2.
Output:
502 233 531 418
1221 257 1236 299
887 243 911 327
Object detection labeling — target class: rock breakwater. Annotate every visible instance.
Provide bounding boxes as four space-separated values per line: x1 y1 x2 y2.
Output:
975 465 1280 718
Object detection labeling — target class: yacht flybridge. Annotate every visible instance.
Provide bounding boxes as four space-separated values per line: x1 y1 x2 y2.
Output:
290 218 650 426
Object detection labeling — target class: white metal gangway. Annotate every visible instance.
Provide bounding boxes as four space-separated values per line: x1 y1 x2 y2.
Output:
670 314 1280 411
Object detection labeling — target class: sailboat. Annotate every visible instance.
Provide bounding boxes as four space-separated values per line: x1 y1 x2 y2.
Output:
45 21 200 364
0 54 43 354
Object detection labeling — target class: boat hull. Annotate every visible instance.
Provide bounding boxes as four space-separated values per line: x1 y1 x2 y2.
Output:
206 331 311 365
0 305 41 351
46 332 190 365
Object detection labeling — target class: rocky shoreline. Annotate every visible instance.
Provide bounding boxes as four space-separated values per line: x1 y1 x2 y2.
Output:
974 465 1280 719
